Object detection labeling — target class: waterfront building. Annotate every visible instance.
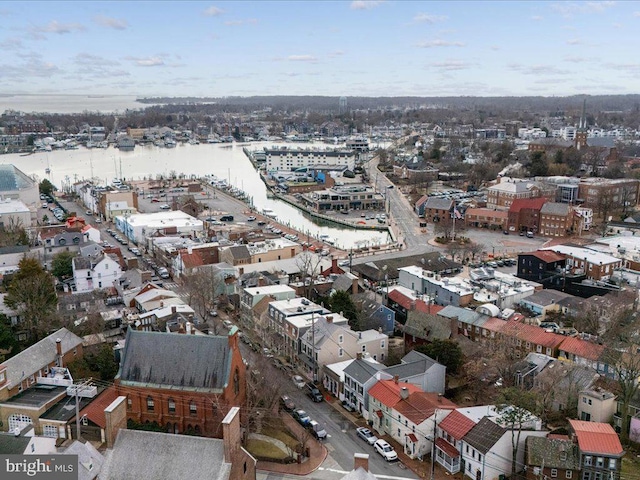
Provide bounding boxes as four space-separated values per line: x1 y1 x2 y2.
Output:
0 164 39 208
115 211 204 245
265 147 356 172
301 184 384 212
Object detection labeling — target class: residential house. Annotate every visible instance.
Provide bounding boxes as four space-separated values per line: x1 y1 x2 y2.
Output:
578 388 617 423
220 245 252 266
0 427 57 455
74 386 125 446
498 319 565 358
437 305 491 342
172 244 221 277
414 195 429 217
72 253 123 293
434 409 476 474
359 299 396 335
507 197 547 234
524 436 580 480
380 351 447 395
403 308 451 351
240 284 296 328
299 316 388 380
114 329 246 438
393 392 457 460
367 378 422 437
558 337 606 371
541 245 621 281
58 440 105 480
519 290 574 319
341 453 378 480
568 420 624 480
342 357 385 417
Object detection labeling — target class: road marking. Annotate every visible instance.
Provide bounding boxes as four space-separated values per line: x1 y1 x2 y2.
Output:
318 467 415 480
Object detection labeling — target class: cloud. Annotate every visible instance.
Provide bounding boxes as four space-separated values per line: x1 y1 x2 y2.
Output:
74 53 119 66
350 1 385 11
203 5 225 16
413 13 448 23
125 56 165 67
551 1 616 17
0 37 24 50
563 55 588 63
0 55 60 80
287 55 317 62
93 14 128 30
431 60 473 71
634 11 640 16
416 39 465 48
509 63 571 75
33 20 85 35
224 18 258 26
531 15 544 20
328 50 344 58
566 38 582 44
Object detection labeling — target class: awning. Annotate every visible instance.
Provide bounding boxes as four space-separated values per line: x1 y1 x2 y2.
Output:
435 438 460 458
406 433 418 443
375 410 383 418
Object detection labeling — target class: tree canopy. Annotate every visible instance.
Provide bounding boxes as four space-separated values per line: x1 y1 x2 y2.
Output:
325 290 360 329
51 251 75 280
39 179 57 196
415 339 463 374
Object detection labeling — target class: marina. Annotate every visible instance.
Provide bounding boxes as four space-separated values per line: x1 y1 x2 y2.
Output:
4 142 391 249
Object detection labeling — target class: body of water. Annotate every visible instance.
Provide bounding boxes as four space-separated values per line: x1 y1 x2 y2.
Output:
3 142 389 249
0 95 151 114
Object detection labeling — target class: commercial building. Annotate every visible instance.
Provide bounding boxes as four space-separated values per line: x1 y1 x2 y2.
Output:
115 211 204 245
265 147 356 172
301 185 384 212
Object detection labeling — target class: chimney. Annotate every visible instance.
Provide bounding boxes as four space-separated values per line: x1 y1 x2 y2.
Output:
186 321 192 334
171 305 177 314
326 315 333 324
239 267 244 275
450 316 459 339
222 406 241 463
358 332 362 340
258 275 266 287
438 393 443 403
104 396 127 449
353 453 369 472
357 353 363 360
56 338 63 367
400 387 409 400
394 375 399 384
187 245 193 255
160 301 164 308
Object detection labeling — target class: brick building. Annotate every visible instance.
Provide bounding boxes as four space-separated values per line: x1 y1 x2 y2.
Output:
487 177 556 211
539 202 572 237
577 178 639 211
115 328 246 438
507 197 547 233
464 208 508 230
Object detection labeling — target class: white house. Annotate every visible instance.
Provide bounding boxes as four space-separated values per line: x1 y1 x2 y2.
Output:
72 253 123 293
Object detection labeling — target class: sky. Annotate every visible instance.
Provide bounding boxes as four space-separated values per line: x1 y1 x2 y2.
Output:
0 0 639 98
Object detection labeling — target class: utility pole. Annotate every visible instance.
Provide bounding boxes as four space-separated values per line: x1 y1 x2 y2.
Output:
430 409 438 480
74 380 91 440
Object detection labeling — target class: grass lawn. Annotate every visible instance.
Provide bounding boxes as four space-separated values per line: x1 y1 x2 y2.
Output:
246 439 289 460
261 425 300 450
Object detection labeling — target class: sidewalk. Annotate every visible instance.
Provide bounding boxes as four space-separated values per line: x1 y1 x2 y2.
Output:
256 412 328 476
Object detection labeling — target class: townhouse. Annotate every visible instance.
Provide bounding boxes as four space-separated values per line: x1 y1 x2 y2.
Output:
568 420 624 480
541 246 621 281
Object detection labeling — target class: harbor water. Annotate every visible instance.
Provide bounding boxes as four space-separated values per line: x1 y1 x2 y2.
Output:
3 142 390 249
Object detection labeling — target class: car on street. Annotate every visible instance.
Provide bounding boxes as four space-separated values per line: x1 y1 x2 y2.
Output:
280 395 296 411
292 409 310 426
374 439 398 461
338 259 350 267
159 204 170 210
306 382 323 402
292 375 305 389
356 427 378 445
308 420 327 440
247 216 256 221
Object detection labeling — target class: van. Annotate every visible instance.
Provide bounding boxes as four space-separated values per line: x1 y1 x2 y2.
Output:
306 382 323 402
220 215 234 222
308 420 327 440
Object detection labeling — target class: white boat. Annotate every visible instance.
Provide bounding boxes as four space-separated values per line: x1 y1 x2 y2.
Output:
319 234 336 245
164 138 177 148
262 208 277 218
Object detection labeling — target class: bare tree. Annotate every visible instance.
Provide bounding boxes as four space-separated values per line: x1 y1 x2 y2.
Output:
445 242 462 261
467 242 486 262
181 266 226 319
295 251 324 299
603 347 640 441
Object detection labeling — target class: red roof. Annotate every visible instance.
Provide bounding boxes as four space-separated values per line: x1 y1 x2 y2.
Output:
78 386 119 429
407 433 419 443
395 392 457 424
368 380 422 408
559 336 605 362
499 320 565 349
568 420 623 456
482 317 507 334
435 437 460 458
438 410 476 440
388 289 414 310
508 197 547 213
415 195 429 208
524 250 567 263
414 301 444 315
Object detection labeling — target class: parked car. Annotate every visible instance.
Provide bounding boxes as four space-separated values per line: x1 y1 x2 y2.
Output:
306 382 323 402
292 409 310 426
374 439 398 461
526 231 534 238
220 215 234 222
356 427 378 445
280 395 295 411
308 420 327 440
247 216 256 221
292 375 305 389
159 204 170 210
223 320 233 329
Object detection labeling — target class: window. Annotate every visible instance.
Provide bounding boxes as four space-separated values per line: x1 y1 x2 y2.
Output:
147 396 155 411
338 335 343 344
584 456 592 466
583 397 587 403
362 345 366 352
608 459 616 469
168 399 176 413
551 469 558 478
381 340 385 349
190 401 197 415
595 457 604 468
127 398 132 409
566 471 572 479
339 348 343 357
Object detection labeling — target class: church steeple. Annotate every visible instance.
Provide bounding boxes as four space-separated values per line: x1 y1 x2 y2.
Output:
575 97 588 150
578 98 587 131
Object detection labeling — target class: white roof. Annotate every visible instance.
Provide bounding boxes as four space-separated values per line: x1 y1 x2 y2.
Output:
456 405 499 424
247 237 299 254
400 265 474 295
541 245 620 265
0 198 29 214
244 284 295 296
119 211 203 229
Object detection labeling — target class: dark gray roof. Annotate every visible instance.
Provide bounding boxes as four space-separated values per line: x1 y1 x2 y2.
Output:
73 256 92 270
530 138 573 148
351 252 460 281
463 417 506 454
227 245 251 260
540 202 570 216
117 330 233 392
383 351 440 378
404 311 451 341
424 197 454 211
0 164 36 191
343 358 385 384
521 290 573 308
0 434 30 454
587 137 615 149
100 430 230 480
332 274 355 293
525 436 580 470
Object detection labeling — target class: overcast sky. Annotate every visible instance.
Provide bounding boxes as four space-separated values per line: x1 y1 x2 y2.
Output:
0 1 638 97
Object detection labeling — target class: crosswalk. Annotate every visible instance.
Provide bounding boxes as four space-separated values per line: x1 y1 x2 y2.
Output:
163 282 179 289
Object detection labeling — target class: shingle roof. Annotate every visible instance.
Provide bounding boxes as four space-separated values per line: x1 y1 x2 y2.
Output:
100 430 231 480
439 410 476 440
383 351 441 379
522 289 573 307
1 328 83 390
117 330 233 392
525 436 580 470
343 358 385 384
463 417 506 454
61 440 105 480
395 392 456 424
0 434 29 454
558 336 605 362
540 202 571 216
368 379 422 408
568 420 624 456
424 197 454 211
78 386 119 429
499 320 565 349
404 310 451 341
227 245 250 260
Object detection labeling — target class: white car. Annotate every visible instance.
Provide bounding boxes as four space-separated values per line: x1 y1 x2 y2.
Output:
356 427 378 445
374 439 398 462
292 375 305 389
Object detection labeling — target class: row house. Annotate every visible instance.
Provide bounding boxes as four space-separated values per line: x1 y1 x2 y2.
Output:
342 357 385 416
487 177 555 211
568 420 624 480
72 253 123 293
464 208 508 230
398 266 474 307
525 436 581 480
541 246 621 281
239 284 296 327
